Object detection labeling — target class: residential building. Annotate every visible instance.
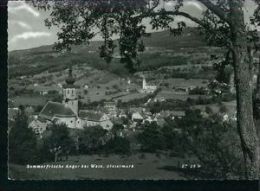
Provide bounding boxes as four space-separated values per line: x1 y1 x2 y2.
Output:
79 110 113 130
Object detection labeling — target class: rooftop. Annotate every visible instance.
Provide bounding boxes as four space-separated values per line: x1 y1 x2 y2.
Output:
79 110 105 122
39 101 76 120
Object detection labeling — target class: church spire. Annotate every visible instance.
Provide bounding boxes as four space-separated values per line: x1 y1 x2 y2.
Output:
65 66 75 85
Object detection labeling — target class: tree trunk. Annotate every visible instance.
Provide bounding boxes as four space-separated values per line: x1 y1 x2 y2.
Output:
230 0 260 179
253 57 260 120
255 57 260 102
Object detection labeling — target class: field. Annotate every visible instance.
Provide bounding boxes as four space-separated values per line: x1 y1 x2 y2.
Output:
12 95 47 107
8 153 199 180
156 90 207 101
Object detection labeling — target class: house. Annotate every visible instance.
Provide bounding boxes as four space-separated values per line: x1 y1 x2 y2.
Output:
131 112 144 122
40 90 48 96
170 111 185 119
117 110 127 118
143 115 157 124
83 84 89 89
8 107 19 122
79 110 113 130
129 107 144 114
29 117 48 138
104 101 117 117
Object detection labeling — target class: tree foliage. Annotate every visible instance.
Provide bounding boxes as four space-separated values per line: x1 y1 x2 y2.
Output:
9 110 38 164
42 122 75 156
78 126 107 153
103 136 131 154
137 122 165 152
177 109 244 179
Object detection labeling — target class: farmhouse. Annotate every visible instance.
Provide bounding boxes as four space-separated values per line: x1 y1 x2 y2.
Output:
79 110 113 130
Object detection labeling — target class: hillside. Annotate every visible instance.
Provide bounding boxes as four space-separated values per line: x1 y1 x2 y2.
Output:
8 28 212 78
143 27 206 50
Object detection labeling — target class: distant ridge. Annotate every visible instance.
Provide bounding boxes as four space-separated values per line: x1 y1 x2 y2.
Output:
8 27 208 78
9 27 205 54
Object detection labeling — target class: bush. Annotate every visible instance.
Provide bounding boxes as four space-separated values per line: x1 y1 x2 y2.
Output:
219 104 228 113
103 136 130 154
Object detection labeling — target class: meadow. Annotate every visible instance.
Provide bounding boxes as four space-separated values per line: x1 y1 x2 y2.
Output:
9 153 200 180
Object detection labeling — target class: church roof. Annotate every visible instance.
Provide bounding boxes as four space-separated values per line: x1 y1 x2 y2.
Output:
79 110 105 122
39 101 76 120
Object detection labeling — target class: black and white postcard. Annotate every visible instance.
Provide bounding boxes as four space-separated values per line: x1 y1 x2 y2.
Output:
6 0 260 181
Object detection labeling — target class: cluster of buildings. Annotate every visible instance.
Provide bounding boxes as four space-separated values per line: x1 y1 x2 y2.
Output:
27 68 113 137
9 66 243 140
23 68 180 138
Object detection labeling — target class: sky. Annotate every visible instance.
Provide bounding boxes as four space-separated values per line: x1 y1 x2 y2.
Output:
8 0 257 51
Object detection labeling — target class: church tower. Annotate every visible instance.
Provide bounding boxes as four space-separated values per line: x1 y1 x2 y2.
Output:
63 67 78 116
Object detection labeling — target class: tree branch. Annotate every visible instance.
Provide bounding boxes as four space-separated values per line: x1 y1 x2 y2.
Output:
136 10 208 28
197 0 231 25
174 11 208 28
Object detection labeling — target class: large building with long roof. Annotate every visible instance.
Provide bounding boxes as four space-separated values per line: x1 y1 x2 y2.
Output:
38 67 81 129
32 67 112 131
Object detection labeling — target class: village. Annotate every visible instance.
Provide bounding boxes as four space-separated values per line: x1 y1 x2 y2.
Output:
9 67 180 136
8 59 241 141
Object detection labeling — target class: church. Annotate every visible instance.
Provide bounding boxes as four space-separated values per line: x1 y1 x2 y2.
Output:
29 67 113 135
39 67 81 129
140 77 157 93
